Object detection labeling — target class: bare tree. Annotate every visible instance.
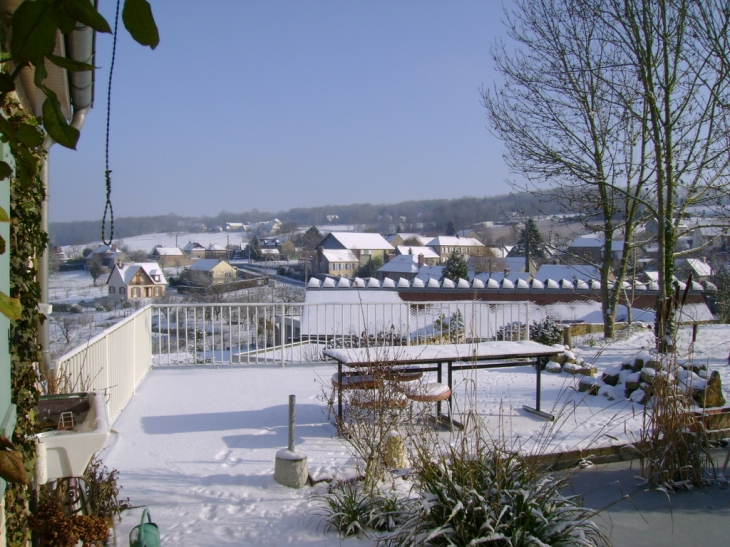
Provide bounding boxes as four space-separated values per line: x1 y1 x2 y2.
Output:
484 0 730 343
595 0 730 348
484 0 649 337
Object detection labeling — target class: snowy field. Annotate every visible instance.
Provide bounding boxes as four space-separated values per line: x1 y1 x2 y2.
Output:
103 324 730 546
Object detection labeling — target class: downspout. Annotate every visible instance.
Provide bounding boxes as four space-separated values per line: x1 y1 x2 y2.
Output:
39 11 96 378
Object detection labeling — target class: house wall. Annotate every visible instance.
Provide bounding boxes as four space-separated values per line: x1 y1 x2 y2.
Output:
209 263 238 283
0 145 13 517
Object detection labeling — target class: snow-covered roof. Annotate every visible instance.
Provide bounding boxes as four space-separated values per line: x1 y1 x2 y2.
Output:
109 262 167 285
151 247 183 256
321 249 358 263
385 233 430 246
415 265 444 281
207 243 226 251
328 232 394 251
570 235 625 251
685 258 713 277
694 225 728 237
189 259 228 272
183 241 204 251
535 264 601 282
427 236 484 247
396 246 440 259
378 255 420 274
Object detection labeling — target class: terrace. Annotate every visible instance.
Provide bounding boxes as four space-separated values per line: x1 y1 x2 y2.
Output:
51 300 730 546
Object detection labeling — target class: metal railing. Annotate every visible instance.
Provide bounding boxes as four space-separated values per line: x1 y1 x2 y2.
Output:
52 301 531 420
151 301 531 366
54 306 153 423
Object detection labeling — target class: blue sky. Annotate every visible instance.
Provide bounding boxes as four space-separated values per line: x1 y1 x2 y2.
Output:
50 1 513 222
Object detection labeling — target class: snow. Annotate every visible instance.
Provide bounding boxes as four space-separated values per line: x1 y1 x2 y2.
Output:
102 324 730 546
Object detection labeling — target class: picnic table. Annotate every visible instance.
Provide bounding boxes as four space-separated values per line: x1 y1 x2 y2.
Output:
323 341 562 424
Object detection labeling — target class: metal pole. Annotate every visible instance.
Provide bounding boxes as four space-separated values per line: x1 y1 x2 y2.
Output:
288 394 296 452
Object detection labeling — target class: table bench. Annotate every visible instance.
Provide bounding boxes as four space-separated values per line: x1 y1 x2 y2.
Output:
323 341 562 424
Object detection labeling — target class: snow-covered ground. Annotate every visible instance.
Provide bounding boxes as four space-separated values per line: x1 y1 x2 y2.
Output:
103 324 730 546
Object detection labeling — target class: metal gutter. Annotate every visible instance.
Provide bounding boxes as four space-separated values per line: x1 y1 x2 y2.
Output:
39 2 97 376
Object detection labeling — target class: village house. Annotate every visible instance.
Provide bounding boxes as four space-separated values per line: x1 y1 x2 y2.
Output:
426 235 487 263
385 233 431 247
182 241 206 258
395 245 441 265
106 262 167 301
313 249 359 278
188 258 239 285
377 253 431 282
148 245 190 267
567 234 625 263
205 243 228 260
692 225 728 250
312 232 395 276
677 257 714 282
88 243 125 268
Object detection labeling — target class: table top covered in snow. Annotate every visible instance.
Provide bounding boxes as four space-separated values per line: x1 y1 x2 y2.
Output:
323 340 561 367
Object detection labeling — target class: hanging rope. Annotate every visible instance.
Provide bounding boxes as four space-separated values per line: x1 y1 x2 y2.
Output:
101 0 121 245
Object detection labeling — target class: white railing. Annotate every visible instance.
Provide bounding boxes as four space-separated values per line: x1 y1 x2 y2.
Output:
54 306 153 423
52 301 531 420
151 301 531 366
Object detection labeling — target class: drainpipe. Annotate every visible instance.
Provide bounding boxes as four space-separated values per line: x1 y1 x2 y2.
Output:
39 12 96 378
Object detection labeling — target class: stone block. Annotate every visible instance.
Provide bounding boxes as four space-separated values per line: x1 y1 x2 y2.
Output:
274 450 309 488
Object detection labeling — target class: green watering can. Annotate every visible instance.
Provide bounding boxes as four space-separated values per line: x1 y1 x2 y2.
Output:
129 508 161 547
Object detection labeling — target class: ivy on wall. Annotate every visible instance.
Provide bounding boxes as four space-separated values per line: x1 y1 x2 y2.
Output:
3 93 45 546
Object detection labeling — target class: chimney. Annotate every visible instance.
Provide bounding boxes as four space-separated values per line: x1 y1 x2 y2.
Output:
418 254 424 267
111 243 118 252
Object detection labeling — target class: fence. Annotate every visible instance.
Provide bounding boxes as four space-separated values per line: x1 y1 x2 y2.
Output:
52 301 532 420
54 306 153 423
151 301 531 366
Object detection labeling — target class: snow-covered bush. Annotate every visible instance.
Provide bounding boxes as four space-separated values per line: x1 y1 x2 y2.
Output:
530 318 564 346
379 440 608 547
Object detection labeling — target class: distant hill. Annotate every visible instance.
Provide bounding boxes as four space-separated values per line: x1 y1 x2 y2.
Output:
50 192 566 246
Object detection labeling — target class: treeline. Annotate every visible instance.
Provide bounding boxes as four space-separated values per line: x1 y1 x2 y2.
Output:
50 192 566 245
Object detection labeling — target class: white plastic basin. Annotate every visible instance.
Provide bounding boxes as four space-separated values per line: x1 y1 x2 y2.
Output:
35 391 110 482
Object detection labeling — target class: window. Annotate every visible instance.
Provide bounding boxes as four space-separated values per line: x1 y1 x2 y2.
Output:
109 286 115 294
132 288 139 297
155 287 161 296
120 287 126 294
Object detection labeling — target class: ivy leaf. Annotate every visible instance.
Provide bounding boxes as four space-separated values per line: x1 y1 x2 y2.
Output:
16 124 44 147
42 92 79 149
0 74 15 93
33 57 48 89
62 0 111 33
46 53 94 72
123 0 159 49
0 291 22 321
53 1 77 34
0 117 12 140
0 235 4 255
0 162 12 181
10 0 59 64
0 206 8 221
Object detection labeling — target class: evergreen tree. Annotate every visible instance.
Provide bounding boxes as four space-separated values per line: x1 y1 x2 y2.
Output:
355 257 383 278
441 250 468 282
445 220 456 236
249 236 263 261
514 219 546 270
